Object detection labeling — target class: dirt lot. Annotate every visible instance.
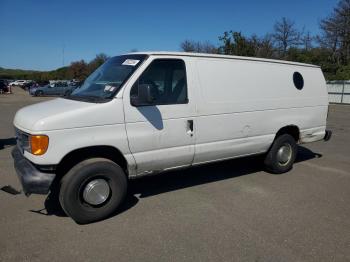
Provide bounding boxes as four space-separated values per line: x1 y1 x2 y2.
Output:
0 88 350 262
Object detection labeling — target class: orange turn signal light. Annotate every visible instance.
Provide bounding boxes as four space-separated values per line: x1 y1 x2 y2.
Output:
30 135 49 155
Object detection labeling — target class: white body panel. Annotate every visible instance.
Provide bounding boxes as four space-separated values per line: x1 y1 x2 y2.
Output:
192 57 328 164
14 98 121 131
13 52 329 177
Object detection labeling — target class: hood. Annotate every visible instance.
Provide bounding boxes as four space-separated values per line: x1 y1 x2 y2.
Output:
14 98 124 132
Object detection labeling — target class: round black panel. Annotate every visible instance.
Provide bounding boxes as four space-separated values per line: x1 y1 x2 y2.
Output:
293 72 304 90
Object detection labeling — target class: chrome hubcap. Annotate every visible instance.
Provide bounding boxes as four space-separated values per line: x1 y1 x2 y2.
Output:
83 179 110 205
277 144 292 166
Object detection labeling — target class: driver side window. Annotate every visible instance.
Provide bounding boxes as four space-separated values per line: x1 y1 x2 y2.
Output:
131 59 188 105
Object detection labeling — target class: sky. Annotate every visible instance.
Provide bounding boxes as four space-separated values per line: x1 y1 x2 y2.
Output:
0 0 339 71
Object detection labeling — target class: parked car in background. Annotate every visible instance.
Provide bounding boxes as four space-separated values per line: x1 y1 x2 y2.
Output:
33 82 76 96
0 79 10 93
29 86 38 96
9 80 28 86
38 80 50 86
7 80 15 86
23 81 37 91
28 83 40 95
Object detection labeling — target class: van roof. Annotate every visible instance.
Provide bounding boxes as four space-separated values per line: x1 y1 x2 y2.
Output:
125 51 320 68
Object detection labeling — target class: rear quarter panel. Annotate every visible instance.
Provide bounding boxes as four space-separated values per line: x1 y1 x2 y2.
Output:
193 57 328 164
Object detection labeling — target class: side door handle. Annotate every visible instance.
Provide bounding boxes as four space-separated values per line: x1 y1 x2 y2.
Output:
187 120 194 137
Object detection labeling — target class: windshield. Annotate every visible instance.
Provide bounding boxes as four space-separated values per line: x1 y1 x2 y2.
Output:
68 54 147 102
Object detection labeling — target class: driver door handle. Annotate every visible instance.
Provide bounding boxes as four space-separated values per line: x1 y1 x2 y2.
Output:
187 120 194 137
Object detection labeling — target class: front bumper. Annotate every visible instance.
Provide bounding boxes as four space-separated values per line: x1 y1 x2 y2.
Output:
11 147 55 195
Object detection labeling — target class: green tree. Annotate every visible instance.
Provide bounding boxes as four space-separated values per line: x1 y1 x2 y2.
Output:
88 53 109 73
320 0 350 64
254 34 275 59
180 40 217 53
218 31 256 56
69 60 89 81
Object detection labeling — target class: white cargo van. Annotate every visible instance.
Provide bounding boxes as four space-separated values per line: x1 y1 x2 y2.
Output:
12 52 332 223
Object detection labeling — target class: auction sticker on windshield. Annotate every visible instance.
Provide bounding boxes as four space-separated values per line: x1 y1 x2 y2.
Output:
122 59 140 66
104 85 116 92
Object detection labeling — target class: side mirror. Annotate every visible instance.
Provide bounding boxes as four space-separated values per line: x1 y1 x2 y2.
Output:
131 84 154 106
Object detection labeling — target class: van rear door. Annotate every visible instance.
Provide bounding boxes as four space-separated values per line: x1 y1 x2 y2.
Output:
123 58 196 174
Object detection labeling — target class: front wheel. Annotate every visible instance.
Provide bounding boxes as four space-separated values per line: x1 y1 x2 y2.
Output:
35 90 43 96
59 158 127 224
264 134 297 174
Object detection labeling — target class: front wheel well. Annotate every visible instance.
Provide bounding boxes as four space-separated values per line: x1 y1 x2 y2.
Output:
54 146 128 185
275 125 300 142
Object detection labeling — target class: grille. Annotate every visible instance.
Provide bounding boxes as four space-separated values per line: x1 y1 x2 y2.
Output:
15 128 30 152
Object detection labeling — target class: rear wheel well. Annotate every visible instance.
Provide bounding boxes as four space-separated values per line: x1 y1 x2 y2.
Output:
275 125 300 142
53 146 128 187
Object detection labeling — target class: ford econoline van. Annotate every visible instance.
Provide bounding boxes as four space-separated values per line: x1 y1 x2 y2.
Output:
12 52 332 223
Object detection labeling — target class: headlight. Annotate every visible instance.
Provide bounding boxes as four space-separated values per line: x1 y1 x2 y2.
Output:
30 135 49 155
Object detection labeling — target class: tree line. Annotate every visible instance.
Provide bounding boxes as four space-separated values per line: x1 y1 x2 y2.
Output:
0 53 109 83
180 0 350 80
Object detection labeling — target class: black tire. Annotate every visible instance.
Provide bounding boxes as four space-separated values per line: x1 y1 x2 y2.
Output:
59 158 127 224
35 90 43 96
264 134 297 174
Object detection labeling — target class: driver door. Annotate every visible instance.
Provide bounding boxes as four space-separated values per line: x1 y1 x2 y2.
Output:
123 58 196 175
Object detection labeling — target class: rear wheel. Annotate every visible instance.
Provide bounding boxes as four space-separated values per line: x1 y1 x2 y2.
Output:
59 158 127 224
264 134 297 174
